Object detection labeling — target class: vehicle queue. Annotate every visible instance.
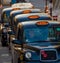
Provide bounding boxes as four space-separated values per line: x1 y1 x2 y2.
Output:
1 2 60 63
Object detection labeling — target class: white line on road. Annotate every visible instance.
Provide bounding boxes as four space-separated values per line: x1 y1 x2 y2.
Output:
1 54 9 56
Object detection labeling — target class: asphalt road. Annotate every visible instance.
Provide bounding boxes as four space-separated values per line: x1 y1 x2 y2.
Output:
0 5 12 63
0 47 12 63
0 35 12 63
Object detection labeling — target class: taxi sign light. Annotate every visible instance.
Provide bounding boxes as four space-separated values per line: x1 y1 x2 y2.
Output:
36 21 48 26
22 10 31 14
28 15 39 19
12 8 20 10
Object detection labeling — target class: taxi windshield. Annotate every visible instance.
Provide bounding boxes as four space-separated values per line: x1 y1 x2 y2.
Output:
24 26 60 43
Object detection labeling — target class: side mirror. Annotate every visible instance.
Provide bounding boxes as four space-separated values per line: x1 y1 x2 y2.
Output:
12 38 21 45
8 28 15 35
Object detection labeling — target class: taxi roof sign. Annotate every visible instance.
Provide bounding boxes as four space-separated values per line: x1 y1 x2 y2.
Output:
28 15 39 19
12 3 34 9
22 10 31 14
36 21 49 26
12 8 20 10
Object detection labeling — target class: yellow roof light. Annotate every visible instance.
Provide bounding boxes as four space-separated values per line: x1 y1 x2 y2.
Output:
22 10 31 14
28 15 39 19
12 8 20 10
36 21 49 26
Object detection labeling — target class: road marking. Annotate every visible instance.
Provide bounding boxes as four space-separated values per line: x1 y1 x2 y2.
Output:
1 54 9 56
3 62 11 63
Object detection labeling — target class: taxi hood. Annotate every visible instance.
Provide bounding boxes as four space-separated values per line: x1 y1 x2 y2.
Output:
24 42 60 50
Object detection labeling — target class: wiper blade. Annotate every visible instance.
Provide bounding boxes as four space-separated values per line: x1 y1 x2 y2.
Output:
34 41 49 42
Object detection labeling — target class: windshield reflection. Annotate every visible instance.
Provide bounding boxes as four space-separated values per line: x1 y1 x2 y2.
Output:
24 27 60 43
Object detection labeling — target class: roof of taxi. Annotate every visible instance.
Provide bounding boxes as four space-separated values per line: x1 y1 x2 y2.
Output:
12 3 33 8
18 20 60 27
2 7 21 12
2 3 33 12
2 3 33 13
2 7 12 12
10 9 41 15
15 13 51 19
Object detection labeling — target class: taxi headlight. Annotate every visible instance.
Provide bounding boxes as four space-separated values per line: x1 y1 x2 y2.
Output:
25 52 32 59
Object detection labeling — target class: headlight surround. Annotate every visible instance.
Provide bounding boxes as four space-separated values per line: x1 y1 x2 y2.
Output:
25 52 32 59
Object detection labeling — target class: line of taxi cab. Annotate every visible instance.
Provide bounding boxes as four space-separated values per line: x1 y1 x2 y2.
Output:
10 9 41 26
12 13 52 33
1 6 52 46
1 3 35 46
7 13 52 48
1 3 35 33
10 20 60 63
1 3 34 24
1 9 42 46
1 2 60 63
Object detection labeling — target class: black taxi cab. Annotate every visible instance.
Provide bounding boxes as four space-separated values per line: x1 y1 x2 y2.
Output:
10 20 60 63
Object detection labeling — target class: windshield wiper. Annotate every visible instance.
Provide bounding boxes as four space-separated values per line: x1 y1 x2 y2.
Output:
34 40 49 42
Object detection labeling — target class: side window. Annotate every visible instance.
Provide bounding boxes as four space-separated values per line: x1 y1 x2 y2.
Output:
17 28 22 40
9 16 12 26
3 12 8 23
13 18 17 27
49 27 55 37
48 27 57 41
1 14 3 23
55 27 60 40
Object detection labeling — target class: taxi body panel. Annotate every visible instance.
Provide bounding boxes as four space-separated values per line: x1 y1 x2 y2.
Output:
10 20 60 63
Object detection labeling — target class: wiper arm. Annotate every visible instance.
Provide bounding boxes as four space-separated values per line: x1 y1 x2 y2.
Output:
34 40 49 42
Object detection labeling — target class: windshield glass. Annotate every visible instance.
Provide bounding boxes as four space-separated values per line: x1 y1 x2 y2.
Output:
24 26 60 43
